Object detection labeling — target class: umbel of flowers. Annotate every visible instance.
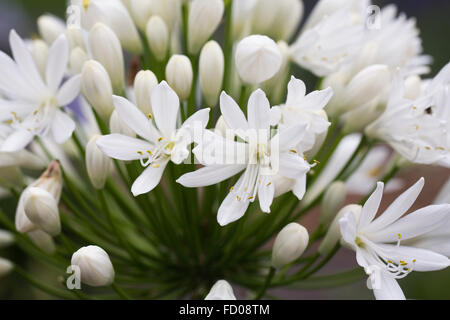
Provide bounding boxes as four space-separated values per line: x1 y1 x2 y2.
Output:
0 0 448 300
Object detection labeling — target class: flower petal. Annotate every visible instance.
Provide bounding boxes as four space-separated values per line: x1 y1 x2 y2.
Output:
220 91 248 137
286 76 306 106
364 178 424 234
131 160 168 196
277 124 307 151
46 35 69 92
177 165 245 187
217 190 250 226
151 81 179 138
247 89 271 130
51 111 75 144
113 95 159 142
358 182 384 229
1 129 34 152
258 175 274 213
278 153 310 179
96 134 154 161
372 272 405 300
57 75 81 106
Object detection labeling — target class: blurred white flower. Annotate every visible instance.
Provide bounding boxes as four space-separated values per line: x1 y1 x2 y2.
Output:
205 280 236 300
71 245 115 287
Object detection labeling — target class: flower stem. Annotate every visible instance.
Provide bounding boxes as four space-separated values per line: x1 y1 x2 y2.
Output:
255 266 276 300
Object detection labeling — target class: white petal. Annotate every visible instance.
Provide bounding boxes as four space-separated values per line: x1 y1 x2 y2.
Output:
368 204 450 243
302 87 334 111
46 35 69 92
0 51 38 100
286 76 306 106
113 95 159 142
278 153 310 179
217 192 250 226
292 174 307 200
220 91 248 135
57 75 81 106
374 243 450 272
358 182 384 229
177 165 245 187
247 89 270 130
372 273 405 300
181 108 210 131
9 30 45 92
364 178 424 234
339 211 357 246
96 134 154 161
258 175 274 213
151 81 179 138
277 124 307 151
1 129 34 152
131 160 168 196
51 111 75 144
0 100 34 122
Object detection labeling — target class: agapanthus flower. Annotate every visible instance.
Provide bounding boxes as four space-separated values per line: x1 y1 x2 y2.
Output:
178 89 311 226
0 31 81 152
339 178 450 300
97 81 210 196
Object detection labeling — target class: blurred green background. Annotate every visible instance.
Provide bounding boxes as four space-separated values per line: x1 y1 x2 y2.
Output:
0 0 449 299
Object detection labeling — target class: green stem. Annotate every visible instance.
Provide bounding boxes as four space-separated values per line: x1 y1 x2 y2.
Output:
255 267 276 300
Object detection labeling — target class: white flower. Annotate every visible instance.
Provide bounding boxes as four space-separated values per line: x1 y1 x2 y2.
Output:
86 135 113 189
37 14 67 45
23 187 60 236
204 280 236 300
434 178 450 205
0 229 14 248
97 81 210 196
0 257 13 278
199 41 224 106
232 0 258 40
187 0 224 55
290 6 364 77
145 16 169 62
272 223 309 269
365 66 450 166
339 178 450 300
346 146 403 195
71 245 115 287
165 55 193 101
320 181 347 226
0 31 80 152
134 70 158 115
235 35 282 84
177 89 311 226
279 76 332 152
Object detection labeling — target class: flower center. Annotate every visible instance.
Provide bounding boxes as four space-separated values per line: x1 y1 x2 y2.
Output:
136 138 172 168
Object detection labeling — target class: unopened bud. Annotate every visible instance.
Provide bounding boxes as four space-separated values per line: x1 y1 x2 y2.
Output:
24 187 60 236
0 257 13 278
71 245 115 287
404 75 422 100
88 23 124 93
204 280 236 300
37 14 66 44
81 60 114 120
0 230 14 248
199 41 224 106
165 55 193 101
188 0 224 55
145 16 169 62
272 223 309 269
28 229 56 254
30 39 49 79
129 0 154 31
318 204 361 256
235 35 282 84
69 47 88 75
134 70 158 115
86 135 113 189
320 181 347 226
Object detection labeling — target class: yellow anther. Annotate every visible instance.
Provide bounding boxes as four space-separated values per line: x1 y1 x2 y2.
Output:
413 106 418 110
158 137 163 142
148 113 153 119
229 186 234 192
153 164 160 168
387 260 393 264
248 196 254 200
266 182 272 187
244 187 248 192
146 150 153 155
137 151 144 155
11 112 18 120
289 149 297 154
33 110 38 115
437 146 445 151
425 146 431 150
412 259 416 263
236 196 241 201
397 233 402 239
83 0 90 10
313 159 320 165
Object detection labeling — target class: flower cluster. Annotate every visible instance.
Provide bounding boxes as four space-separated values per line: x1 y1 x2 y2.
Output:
0 0 448 300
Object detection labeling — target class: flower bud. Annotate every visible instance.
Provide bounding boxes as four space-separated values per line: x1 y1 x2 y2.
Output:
148 0 180 31
0 257 13 278
204 280 237 300
109 111 135 137
342 101 386 134
37 14 66 45
134 70 158 115
0 230 14 248
145 16 169 62
28 229 56 254
66 26 86 50
24 187 60 236
30 39 49 79
318 204 361 256
129 0 153 31
340 65 390 113
251 0 303 41
81 60 114 120
88 23 124 93
272 223 309 269
165 55 193 101
71 245 115 287
235 35 282 84
86 135 113 189
188 0 224 55
199 41 224 106
69 47 88 75
320 181 347 226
